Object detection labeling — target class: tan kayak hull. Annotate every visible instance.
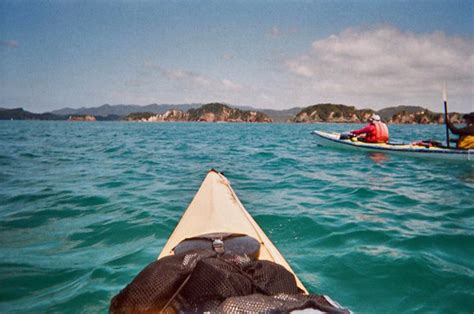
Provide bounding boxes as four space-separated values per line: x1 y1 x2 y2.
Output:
158 170 307 293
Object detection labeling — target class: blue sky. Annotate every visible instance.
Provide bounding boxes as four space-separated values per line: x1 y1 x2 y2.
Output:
1 0 473 112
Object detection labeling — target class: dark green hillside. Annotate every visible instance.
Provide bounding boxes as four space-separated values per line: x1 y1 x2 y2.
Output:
125 112 157 120
187 103 231 120
377 106 426 120
0 108 66 120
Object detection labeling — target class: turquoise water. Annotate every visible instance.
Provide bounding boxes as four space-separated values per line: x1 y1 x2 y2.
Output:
0 121 473 313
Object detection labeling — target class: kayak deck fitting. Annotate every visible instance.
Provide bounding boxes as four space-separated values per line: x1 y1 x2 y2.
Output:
312 130 473 161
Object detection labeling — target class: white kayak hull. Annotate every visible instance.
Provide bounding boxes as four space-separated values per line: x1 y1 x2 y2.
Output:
312 130 473 161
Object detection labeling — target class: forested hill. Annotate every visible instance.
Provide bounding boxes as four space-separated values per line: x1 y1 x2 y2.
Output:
291 104 464 124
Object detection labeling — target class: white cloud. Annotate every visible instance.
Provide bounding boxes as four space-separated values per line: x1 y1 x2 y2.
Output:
1 40 18 48
268 25 298 39
154 66 212 87
222 53 235 61
286 58 313 77
222 79 243 91
124 62 257 105
145 64 246 93
257 93 275 105
270 26 282 38
285 26 474 111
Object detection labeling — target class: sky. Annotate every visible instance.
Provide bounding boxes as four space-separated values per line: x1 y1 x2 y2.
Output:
0 0 473 113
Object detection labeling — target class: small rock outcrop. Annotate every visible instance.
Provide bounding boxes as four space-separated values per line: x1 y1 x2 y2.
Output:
68 114 96 121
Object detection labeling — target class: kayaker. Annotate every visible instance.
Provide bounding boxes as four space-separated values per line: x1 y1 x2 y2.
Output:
446 112 474 149
349 114 389 143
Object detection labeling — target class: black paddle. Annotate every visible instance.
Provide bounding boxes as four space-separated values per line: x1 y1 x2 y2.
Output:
443 86 450 148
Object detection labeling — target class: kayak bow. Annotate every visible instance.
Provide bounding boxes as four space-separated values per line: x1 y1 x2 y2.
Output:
159 169 307 292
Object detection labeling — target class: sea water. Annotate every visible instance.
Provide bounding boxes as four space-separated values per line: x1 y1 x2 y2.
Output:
0 121 472 313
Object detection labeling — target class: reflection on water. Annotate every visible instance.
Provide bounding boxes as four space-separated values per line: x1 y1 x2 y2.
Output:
368 152 389 164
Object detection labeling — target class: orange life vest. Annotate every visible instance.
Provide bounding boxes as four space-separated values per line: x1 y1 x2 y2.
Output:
366 121 389 143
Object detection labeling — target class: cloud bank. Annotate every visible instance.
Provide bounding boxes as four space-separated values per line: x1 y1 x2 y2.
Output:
122 26 473 112
122 62 253 105
285 26 473 110
153 65 243 92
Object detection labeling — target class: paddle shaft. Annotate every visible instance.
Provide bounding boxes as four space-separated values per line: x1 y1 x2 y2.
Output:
444 100 450 148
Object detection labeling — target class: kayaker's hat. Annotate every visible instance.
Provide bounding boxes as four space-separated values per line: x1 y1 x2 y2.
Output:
463 112 474 122
369 114 381 122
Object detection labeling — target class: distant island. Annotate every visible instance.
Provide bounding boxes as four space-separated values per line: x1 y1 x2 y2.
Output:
125 103 272 123
0 103 466 124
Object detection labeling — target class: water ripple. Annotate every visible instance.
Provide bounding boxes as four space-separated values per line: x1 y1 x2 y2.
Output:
0 121 472 313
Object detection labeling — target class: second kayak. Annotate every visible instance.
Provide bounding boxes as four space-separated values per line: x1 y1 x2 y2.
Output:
312 130 473 161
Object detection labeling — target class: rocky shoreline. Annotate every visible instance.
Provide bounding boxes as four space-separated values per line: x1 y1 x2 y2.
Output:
0 103 467 124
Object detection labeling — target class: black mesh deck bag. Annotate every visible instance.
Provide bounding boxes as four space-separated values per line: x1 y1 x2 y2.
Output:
110 234 349 314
